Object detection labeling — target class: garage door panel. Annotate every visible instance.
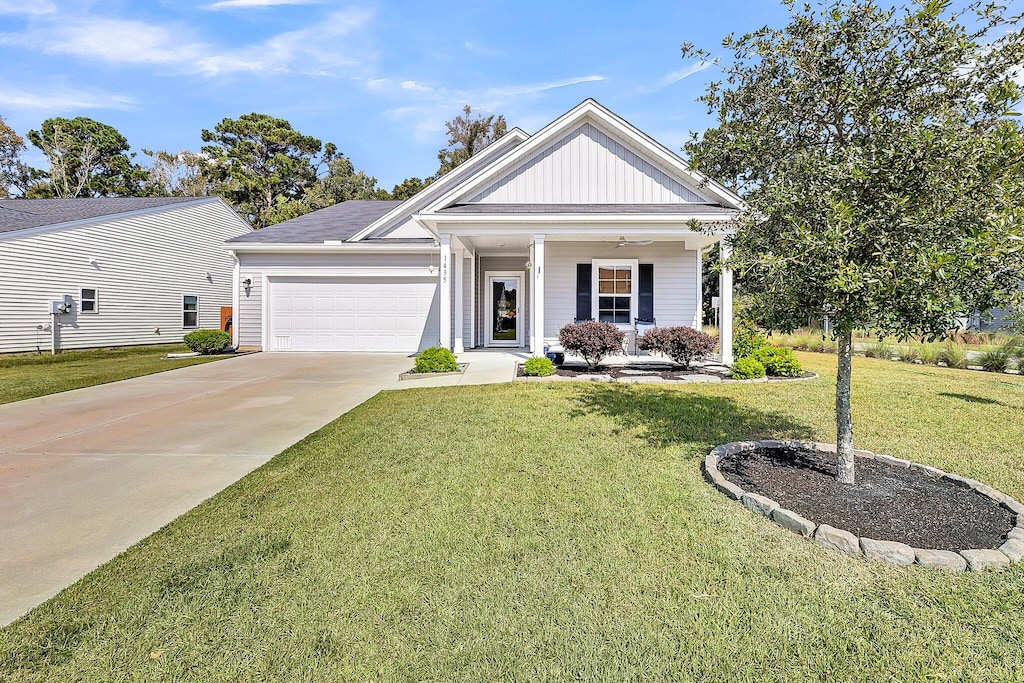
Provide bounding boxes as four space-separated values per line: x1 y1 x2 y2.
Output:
270 277 438 352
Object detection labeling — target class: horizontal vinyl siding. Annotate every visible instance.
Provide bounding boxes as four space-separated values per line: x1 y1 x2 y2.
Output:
469 123 707 204
543 242 698 340
236 250 439 350
0 201 249 354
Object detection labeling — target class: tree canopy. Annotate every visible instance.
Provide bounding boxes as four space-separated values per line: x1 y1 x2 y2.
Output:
685 0 1024 483
26 117 147 198
141 149 218 198
201 113 325 229
436 105 507 176
0 115 31 198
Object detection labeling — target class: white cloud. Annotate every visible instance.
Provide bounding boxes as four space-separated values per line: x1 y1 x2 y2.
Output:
204 0 321 9
0 0 56 15
463 40 502 57
401 80 430 92
639 60 714 93
1 6 374 77
0 82 136 111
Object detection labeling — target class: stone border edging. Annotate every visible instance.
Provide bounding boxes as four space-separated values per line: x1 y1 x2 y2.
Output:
703 440 1024 572
398 363 469 381
513 364 819 385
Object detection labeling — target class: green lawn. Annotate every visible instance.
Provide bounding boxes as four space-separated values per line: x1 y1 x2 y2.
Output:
2 353 1023 681
0 345 228 405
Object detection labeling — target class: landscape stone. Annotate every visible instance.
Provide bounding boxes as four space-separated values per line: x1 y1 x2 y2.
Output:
759 440 785 449
771 507 816 537
814 524 861 557
997 539 1024 563
915 548 967 572
959 549 1010 572
999 498 1024 516
741 493 779 518
852 448 874 458
1007 528 1024 542
860 537 916 565
943 474 982 490
909 462 945 478
716 479 745 501
874 454 911 468
972 483 1000 500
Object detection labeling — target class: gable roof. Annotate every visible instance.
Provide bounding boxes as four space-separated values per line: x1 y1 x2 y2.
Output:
421 98 745 217
0 197 213 235
228 200 406 243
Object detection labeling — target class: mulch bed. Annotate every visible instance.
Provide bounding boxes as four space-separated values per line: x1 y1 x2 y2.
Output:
540 365 725 380
718 447 1014 551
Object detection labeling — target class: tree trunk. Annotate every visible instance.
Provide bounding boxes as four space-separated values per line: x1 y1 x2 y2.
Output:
836 328 855 484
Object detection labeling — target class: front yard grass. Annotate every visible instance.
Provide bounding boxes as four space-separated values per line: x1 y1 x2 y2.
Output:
0 345 227 405
2 353 1023 681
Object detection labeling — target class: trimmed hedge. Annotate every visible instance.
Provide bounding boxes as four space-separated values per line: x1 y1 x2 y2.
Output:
414 346 459 373
523 357 556 377
730 356 766 379
558 321 624 369
752 345 803 377
636 326 716 369
183 329 231 355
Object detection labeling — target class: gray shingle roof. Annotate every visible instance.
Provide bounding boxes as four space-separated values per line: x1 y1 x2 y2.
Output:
228 200 406 243
438 203 736 214
0 197 210 234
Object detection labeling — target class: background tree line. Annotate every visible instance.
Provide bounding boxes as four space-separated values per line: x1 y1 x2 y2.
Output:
0 105 506 229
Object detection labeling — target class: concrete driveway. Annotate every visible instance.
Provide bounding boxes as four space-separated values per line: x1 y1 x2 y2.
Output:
0 352 410 626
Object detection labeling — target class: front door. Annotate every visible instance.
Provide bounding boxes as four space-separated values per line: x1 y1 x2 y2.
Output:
486 273 522 347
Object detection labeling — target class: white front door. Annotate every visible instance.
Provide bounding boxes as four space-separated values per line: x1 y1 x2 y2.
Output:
485 273 523 347
269 277 438 352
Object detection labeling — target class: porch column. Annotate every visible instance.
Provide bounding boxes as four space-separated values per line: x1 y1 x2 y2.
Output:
719 239 734 366
439 234 452 350
531 235 545 355
453 246 465 353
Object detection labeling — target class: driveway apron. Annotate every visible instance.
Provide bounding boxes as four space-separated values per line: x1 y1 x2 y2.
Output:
0 352 409 626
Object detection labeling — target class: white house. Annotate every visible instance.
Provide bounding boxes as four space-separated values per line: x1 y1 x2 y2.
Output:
228 100 741 363
0 197 252 354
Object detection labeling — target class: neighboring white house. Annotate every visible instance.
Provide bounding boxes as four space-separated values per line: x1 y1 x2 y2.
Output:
0 197 252 354
228 99 742 362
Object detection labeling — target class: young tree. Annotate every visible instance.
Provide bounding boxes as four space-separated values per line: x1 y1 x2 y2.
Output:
201 113 323 228
685 0 1024 484
26 117 147 197
0 115 31 198
436 105 507 176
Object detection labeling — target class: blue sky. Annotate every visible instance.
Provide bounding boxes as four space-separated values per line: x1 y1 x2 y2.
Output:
0 0 796 188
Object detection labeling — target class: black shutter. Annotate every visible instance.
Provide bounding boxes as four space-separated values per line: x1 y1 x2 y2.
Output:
576 263 592 321
638 263 654 322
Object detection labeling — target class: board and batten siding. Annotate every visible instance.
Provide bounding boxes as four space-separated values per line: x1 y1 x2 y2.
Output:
0 200 250 354
235 250 439 351
468 123 708 205
542 242 699 341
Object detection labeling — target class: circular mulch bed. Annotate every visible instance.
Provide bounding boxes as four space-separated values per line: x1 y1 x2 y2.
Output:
703 440 1024 571
719 446 1011 550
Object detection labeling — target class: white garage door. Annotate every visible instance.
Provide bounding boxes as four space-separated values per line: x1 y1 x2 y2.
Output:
269 277 438 352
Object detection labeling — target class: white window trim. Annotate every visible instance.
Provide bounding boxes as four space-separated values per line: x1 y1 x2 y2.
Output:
80 287 98 314
183 294 200 329
591 258 638 328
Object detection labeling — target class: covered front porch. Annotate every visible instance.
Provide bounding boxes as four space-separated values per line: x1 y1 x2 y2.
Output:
431 225 736 365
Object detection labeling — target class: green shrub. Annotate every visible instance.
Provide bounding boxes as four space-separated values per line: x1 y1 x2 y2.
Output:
896 344 921 363
863 341 894 360
1012 344 1024 370
752 345 803 377
183 329 231 354
733 320 768 359
636 326 716 369
558 321 624 370
730 356 766 379
522 357 556 377
414 346 459 373
979 345 1012 373
919 342 942 365
940 342 968 369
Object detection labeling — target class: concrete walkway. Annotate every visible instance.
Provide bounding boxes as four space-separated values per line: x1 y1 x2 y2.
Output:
0 352 409 626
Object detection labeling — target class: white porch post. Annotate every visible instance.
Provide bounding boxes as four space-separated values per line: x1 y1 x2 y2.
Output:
439 234 452 350
719 239 734 366
531 235 545 355
453 246 465 353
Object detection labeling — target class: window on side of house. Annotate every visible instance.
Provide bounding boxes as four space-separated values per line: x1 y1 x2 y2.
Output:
183 295 199 328
593 261 636 324
80 288 98 313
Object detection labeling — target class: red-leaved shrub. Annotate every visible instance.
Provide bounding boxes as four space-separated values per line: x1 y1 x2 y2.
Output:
558 321 624 369
636 326 716 369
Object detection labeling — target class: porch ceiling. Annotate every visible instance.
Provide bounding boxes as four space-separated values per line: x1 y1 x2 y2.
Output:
458 232 721 254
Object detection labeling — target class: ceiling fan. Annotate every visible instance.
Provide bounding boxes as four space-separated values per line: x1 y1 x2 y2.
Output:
613 236 653 247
